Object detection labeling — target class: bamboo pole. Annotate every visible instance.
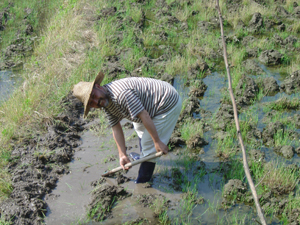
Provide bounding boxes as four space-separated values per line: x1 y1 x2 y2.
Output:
215 1 267 224
102 151 163 177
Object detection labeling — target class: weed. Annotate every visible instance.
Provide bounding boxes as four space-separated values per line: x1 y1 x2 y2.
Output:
180 118 204 141
274 129 291 147
127 6 143 23
172 185 203 224
268 97 300 111
87 202 107 222
256 161 299 195
150 197 170 224
220 159 244 183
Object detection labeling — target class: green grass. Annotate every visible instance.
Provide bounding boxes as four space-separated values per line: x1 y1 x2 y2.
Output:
180 118 204 141
172 185 204 225
267 97 300 111
280 190 300 224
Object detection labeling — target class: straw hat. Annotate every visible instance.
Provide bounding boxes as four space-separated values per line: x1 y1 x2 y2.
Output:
72 71 105 118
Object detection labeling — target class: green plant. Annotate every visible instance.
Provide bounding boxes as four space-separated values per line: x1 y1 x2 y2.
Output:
172 186 202 224
256 162 299 195
180 118 204 141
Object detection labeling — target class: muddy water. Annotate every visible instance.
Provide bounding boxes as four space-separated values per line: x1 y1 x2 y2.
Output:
45 121 182 225
0 70 22 104
45 65 299 224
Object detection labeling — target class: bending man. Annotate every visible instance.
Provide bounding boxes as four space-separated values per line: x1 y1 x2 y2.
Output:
73 72 182 183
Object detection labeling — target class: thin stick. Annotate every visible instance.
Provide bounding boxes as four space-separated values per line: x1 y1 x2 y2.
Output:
215 1 267 225
102 151 163 177
255 170 271 188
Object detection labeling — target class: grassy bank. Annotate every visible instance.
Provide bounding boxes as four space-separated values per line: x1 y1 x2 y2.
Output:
0 0 96 198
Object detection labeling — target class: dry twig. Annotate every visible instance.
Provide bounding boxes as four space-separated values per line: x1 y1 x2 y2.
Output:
215 1 267 224
255 170 271 188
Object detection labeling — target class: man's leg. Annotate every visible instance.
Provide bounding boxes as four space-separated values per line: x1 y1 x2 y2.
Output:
135 138 156 183
133 97 182 183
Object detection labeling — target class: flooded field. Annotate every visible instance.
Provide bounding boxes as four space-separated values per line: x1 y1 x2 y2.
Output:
1 0 300 224
44 67 299 224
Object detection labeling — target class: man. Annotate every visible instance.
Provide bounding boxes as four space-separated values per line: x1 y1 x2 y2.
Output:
73 72 182 183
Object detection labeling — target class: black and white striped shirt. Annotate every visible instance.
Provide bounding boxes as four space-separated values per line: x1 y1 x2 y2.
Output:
103 77 179 127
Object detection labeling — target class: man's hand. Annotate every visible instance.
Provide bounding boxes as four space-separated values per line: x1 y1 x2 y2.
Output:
120 155 131 170
154 140 169 154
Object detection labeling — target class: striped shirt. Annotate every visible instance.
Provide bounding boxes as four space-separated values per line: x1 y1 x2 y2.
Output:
103 77 179 127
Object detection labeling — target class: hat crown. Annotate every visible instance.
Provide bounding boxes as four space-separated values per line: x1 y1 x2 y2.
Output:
73 82 93 105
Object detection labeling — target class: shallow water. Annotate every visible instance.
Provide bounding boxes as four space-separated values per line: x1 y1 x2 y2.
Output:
0 70 22 104
45 122 182 224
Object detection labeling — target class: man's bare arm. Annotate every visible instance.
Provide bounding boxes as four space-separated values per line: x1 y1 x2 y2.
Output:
137 110 168 154
112 122 131 169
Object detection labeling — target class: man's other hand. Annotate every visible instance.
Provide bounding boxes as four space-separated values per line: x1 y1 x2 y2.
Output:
154 140 169 154
120 155 131 170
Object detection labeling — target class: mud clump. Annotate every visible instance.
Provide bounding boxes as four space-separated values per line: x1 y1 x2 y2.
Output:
177 96 200 123
259 76 280 96
135 193 171 217
244 124 262 146
295 146 300 155
187 61 210 80
291 114 300 128
160 73 174 85
262 121 285 146
248 149 265 164
256 189 300 224
116 174 130 184
90 177 106 187
88 184 131 221
104 155 117 163
235 75 259 106
222 179 248 208
186 134 208 150
125 217 150 225
248 12 263 33
214 104 234 130
188 79 207 97
123 121 134 129
242 59 265 75
168 131 186 148
273 145 295 159
102 60 129 80
97 6 117 19
0 6 10 31
281 70 300 94
258 49 283 65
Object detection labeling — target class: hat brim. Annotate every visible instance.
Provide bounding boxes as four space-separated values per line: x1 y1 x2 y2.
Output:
83 71 105 117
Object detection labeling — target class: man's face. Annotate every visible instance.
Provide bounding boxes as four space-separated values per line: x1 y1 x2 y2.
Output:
89 84 109 108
